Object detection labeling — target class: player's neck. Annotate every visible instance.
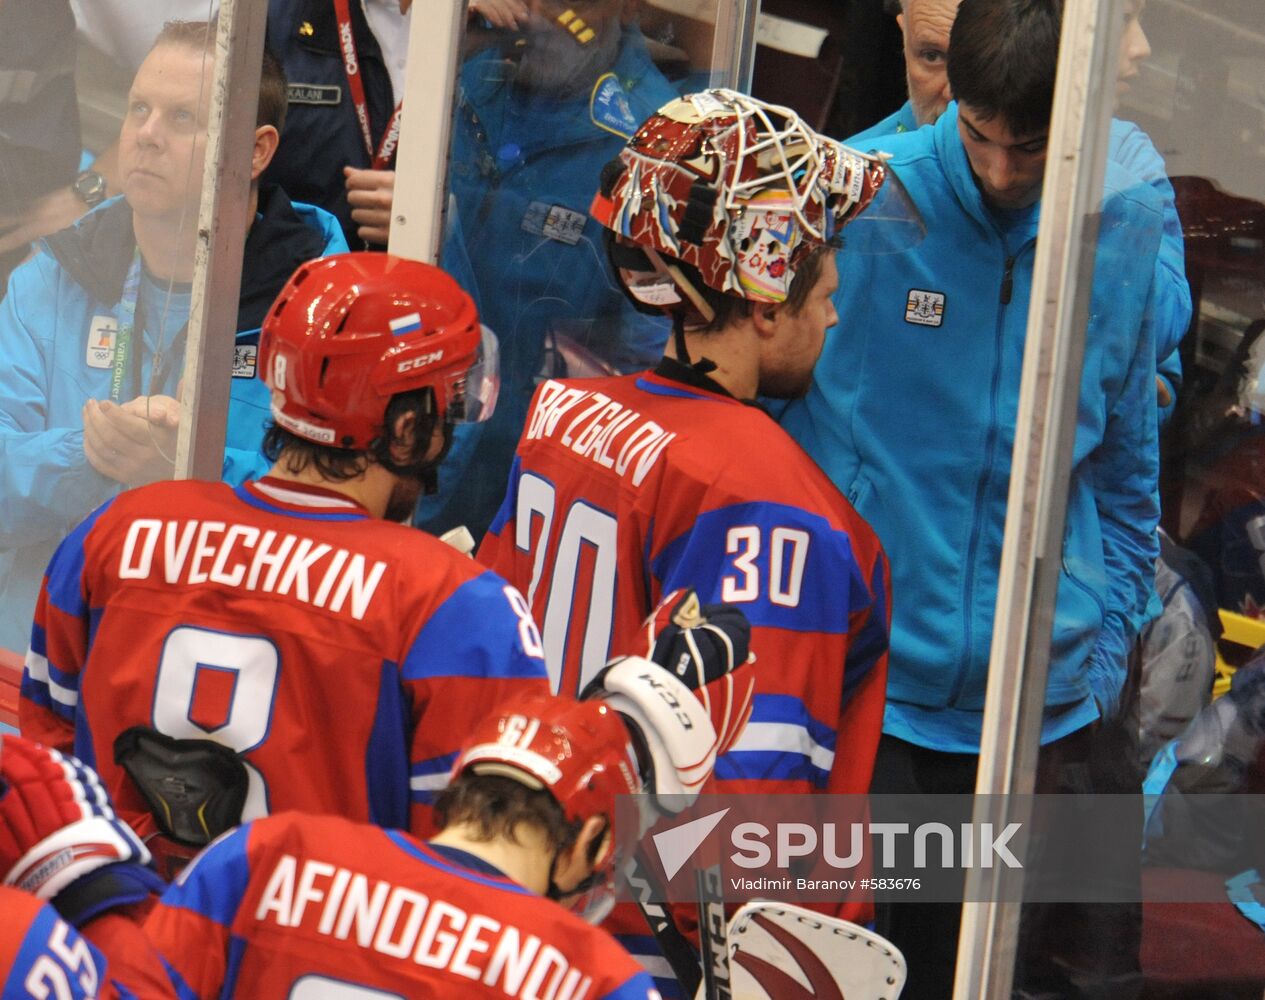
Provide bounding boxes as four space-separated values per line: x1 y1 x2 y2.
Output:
429 823 554 895
265 456 395 519
667 323 759 399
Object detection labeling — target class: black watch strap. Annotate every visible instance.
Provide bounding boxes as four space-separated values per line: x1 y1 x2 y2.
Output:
72 170 107 208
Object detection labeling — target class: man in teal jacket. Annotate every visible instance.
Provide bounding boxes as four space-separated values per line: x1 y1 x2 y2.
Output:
0 22 346 654
420 4 679 542
853 0 1188 426
781 0 1161 996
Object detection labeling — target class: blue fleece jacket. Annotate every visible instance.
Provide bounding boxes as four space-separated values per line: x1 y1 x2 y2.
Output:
782 104 1166 750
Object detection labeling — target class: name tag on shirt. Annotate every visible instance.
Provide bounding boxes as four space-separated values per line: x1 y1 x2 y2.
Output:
86 315 118 368
232 345 258 378
288 83 341 106
522 201 587 246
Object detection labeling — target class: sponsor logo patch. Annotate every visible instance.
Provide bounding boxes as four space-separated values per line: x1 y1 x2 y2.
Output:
905 288 946 327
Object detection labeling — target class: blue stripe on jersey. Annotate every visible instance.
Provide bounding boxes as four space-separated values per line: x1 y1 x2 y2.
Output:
386 832 534 895
600 970 663 999
366 660 410 828
486 455 521 537
232 484 369 522
158 955 201 1000
222 934 248 998
402 571 548 681
841 562 889 707
44 499 115 617
4 904 108 999
19 672 74 722
613 934 685 999
633 376 712 401
160 823 253 927
750 694 838 752
651 502 865 632
714 749 830 787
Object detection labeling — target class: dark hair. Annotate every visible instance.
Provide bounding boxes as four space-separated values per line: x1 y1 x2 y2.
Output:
677 244 832 333
151 20 288 131
258 48 289 133
261 388 440 481
435 773 586 856
946 0 1064 137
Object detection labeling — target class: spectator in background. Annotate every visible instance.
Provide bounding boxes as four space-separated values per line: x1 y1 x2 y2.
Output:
421 0 678 543
779 0 1164 995
264 0 418 250
852 0 1189 425
0 21 345 655
0 1 221 279
0 0 84 289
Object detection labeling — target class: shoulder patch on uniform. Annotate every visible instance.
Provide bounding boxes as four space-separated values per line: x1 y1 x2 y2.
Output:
905 289 945 327
590 73 639 138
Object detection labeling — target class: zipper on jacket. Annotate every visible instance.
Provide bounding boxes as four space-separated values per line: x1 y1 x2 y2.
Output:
948 241 1032 708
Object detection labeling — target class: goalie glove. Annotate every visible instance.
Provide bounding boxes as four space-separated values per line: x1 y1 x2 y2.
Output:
645 589 755 757
0 736 160 923
583 655 718 810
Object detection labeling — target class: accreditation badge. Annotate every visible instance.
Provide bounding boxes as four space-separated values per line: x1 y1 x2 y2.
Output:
86 315 118 368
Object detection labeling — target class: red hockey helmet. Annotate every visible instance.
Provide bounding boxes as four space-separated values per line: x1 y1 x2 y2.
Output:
591 88 922 305
258 253 499 450
451 694 640 920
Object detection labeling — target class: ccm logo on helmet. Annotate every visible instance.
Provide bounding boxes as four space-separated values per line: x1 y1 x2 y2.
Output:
397 350 444 373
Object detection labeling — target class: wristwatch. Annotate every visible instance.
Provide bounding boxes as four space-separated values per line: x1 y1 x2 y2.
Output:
72 170 107 208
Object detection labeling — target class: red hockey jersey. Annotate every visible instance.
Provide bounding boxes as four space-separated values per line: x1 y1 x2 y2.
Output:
478 371 891 985
144 812 662 1000
480 371 890 798
0 888 172 1000
20 477 549 844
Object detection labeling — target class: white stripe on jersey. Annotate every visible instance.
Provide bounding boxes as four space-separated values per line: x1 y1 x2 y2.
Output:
409 771 452 792
733 722 835 772
252 481 363 509
24 649 77 709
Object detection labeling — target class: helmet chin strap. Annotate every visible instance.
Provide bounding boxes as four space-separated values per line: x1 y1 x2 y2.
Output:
640 248 718 375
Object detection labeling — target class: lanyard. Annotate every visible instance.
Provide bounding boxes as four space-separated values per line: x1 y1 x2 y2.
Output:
109 250 143 403
109 250 190 402
333 0 403 170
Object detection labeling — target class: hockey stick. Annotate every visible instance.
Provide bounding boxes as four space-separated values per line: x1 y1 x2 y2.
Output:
695 862 732 1000
625 845 705 997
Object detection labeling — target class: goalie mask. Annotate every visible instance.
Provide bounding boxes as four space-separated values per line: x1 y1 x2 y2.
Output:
259 252 499 451
590 88 923 311
451 695 639 923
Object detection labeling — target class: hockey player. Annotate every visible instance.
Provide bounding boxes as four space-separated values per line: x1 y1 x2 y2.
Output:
477 88 915 984
18 253 550 874
1 631 751 997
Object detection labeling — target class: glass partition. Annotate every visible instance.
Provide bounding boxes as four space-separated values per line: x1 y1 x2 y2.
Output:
0 3 272 659
422 0 741 541
961 0 1265 995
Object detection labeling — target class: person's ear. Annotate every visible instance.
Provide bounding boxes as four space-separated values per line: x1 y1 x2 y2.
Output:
251 125 281 181
896 11 906 38
751 301 782 339
388 409 418 466
555 816 612 891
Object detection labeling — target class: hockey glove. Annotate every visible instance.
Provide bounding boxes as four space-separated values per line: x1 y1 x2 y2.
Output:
0 735 159 922
644 588 755 757
583 655 718 810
